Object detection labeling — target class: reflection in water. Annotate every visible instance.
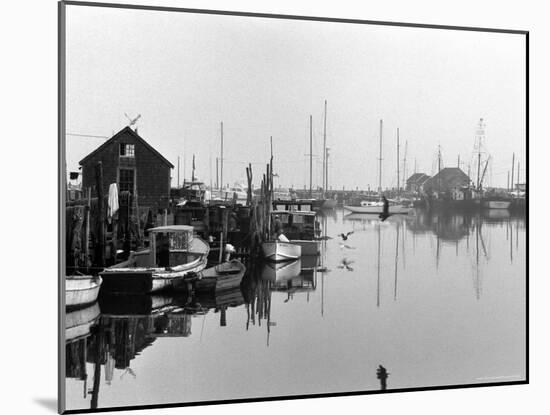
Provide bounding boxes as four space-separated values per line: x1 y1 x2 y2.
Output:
66 208 526 410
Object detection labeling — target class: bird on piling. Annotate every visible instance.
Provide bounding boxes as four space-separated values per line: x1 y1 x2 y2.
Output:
338 231 354 241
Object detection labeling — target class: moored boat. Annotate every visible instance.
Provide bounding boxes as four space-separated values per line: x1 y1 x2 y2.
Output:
270 210 320 255
343 201 412 214
66 275 102 309
261 240 302 262
100 225 209 294
192 259 246 293
482 200 511 210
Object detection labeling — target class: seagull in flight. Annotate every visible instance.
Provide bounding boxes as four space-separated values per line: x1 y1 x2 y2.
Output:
338 231 354 241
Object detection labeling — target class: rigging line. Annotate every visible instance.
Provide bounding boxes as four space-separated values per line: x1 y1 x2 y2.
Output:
66 133 110 139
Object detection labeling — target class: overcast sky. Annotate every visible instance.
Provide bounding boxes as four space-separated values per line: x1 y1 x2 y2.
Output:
65 5 526 190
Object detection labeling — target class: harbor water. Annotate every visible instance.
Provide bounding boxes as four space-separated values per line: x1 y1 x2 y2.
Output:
65 208 526 410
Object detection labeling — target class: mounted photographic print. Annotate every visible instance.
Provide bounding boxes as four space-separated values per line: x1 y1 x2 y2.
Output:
59 1 528 413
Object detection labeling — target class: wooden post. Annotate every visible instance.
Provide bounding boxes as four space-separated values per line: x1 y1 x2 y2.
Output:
95 162 105 267
84 187 91 270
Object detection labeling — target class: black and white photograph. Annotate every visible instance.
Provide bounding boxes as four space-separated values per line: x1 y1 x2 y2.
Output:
59 1 527 413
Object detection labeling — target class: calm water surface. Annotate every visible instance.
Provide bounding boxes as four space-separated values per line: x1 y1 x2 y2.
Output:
65 208 526 410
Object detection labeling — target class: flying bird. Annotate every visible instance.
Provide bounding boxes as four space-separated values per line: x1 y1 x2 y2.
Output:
124 113 141 126
338 231 354 241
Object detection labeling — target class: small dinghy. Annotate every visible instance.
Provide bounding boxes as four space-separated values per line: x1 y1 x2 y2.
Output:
192 260 246 293
66 274 102 309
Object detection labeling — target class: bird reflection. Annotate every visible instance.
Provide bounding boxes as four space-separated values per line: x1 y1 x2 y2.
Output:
337 258 355 271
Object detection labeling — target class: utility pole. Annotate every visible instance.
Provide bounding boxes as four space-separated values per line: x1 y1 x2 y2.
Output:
177 156 180 188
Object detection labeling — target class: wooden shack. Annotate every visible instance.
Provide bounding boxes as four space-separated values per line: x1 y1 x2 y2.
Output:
79 126 174 211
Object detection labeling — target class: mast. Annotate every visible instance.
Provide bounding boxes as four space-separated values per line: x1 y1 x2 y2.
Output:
438 145 442 193
177 156 180 188
378 119 383 196
215 157 219 190
220 121 224 193
309 115 313 197
517 160 520 190
511 153 515 192
476 152 481 190
326 147 330 193
402 141 408 191
322 100 327 198
397 128 400 197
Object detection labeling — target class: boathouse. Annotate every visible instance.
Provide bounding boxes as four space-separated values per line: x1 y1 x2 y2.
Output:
405 173 431 192
79 126 174 210
422 167 471 195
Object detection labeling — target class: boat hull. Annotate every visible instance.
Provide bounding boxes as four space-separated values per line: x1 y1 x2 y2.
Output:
262 241 302 262
100 237 209 294
288 240 319 256
193 260 246 293
343 204 412 214
66 276 102 309
482 200 511 210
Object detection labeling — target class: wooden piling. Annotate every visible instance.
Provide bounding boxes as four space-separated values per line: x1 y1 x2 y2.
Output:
95 162 105 267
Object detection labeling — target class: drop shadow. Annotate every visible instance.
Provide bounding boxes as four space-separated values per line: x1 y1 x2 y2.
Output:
34 398 58 413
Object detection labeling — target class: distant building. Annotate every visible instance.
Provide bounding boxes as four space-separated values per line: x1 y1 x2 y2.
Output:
79 126 174 210
422 167 471 197
405 173 431 192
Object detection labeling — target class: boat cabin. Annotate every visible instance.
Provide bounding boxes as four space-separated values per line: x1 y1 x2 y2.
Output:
271 210 318 240
272 199 315 212
114 225 206 269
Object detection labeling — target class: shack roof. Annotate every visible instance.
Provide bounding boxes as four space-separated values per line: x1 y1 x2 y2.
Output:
79 126 174 168
406 173 430 184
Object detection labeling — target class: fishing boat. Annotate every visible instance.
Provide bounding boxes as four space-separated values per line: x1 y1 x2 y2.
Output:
100 225 209 294
271 210 320 255
192 259 246 293
66 275 102 309
343 200 412 214
262 240 302 262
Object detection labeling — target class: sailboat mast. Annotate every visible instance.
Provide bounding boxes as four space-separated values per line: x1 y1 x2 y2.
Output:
378 119 383 195
322 100 327 198
397 128 400 197
511 153 515 192
220 121 224 193
310 115 313 197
